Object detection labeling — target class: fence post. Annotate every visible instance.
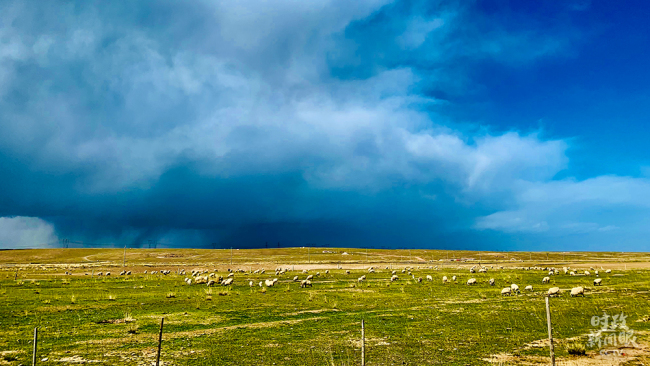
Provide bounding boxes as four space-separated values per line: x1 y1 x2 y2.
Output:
545 296 555 366
32 327 38 366
156 318 164 366
361 319 365 366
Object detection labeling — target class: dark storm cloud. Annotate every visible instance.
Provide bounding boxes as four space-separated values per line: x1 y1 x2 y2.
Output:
2 0 649 250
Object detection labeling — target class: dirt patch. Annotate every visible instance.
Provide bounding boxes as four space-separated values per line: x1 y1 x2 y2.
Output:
485 338 650 365
284 309 341 316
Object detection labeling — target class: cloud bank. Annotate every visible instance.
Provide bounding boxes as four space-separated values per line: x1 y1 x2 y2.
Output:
0 0 647 250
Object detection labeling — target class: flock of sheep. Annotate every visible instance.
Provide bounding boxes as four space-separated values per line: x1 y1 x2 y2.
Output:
81 263 613 299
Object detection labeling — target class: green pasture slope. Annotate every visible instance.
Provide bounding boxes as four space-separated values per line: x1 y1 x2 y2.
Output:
1 248 649 365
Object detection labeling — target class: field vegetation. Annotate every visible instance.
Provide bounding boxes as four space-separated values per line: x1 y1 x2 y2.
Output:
1 248 649 365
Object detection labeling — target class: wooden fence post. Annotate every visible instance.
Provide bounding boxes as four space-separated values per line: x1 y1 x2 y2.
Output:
545 296 555 366
32 327 38 366
156 318 164 366
361 319 365 366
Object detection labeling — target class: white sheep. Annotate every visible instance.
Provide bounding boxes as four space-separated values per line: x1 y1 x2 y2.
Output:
426 275 433 281
207 280 216 286
584 271 591 276
466 278 477 285
249 280 254 287
265 279 275 287
594 270 599 276
525 285 533 291
542 277 550 284
106 272 111 276
605 269 612 274
417 277 423 283
548 287 560 297
358 275 366 283
306 275 314 281
293 276 299 282
510 284 520 294
300 279 312 288
570 286 585 297
391 270 397 275
570 271 576 276
442 276 448 283
126 271 131 275
501 287 511 296
390 275 399 282
452 276 457 281
345 270 350 275
222 278 233 286
594 278 602 286
489 278 495 286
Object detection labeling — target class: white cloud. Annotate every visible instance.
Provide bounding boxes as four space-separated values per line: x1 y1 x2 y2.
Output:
0 217 58 248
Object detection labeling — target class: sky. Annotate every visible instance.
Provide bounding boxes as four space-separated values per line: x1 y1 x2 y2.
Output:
1 0 650 251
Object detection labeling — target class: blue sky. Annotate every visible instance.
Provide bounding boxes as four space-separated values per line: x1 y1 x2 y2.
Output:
1 0 650 250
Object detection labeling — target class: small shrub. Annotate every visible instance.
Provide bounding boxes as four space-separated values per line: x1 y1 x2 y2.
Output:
567 342 586 356
3 354 18 362
108 294 116 301
126 323 139 334
70 295 76 304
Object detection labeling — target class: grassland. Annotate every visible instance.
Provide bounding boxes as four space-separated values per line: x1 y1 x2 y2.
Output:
1 248 650 365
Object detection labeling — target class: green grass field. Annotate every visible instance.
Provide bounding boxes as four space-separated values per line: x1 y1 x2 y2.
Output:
1 248 649 365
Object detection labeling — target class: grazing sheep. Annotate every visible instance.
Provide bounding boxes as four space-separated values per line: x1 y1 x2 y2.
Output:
227 273 234 278
222 278 233 286
442 276 448 283
265 279 275 287
594 278 602 286
570 271 576 276
525 285 533 291
249 281 254 287
605 269 612 274
126 271 131 275
417 277 423 283
259 281 263 287
466 278 477 285
510 284 520 294
207 280 216 286
478 268 487 273
306 275 314 281
325 270 329 274
106 272 111 276
426 275 433 281
594 270 599 276
501 287 512 296
300 280 312 288
570 286 585 297
302 270 308 274
143 270 147 274
186 278 192 285
548 287 560 297
489 278 495 286
97 272 103 276
452 276 457 281
542 277 550 284
391 270 397 275
390 275 399 282
120 271 125 276
469 268 476 274
195 276 208 284
358 275 366 283
345 270 350 275
584 271 591 276
293 276 299 282
401 269 406 273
